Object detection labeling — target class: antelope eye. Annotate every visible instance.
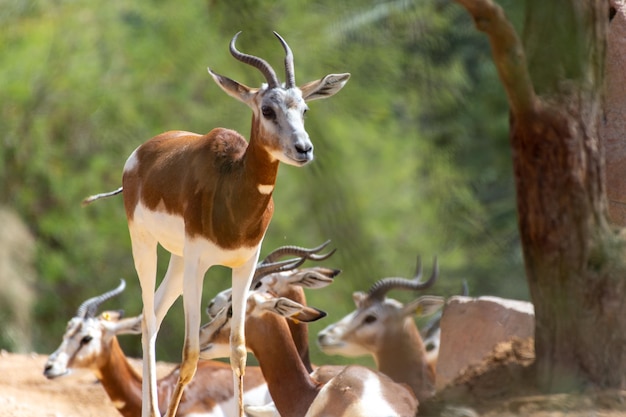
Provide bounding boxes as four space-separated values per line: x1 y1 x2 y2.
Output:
261 106 275 120
81 335 93 345
363 315 377 324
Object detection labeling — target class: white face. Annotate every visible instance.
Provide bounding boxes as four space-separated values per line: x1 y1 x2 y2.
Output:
317 297 405 358
200 296 247 360
206 271 295 317
44 317 105 378
255 87 313 167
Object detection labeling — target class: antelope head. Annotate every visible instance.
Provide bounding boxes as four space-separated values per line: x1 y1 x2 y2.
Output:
207 241 340 317
43 280 142 379
209 32 350 166
317 257 444 358
200 291 326 360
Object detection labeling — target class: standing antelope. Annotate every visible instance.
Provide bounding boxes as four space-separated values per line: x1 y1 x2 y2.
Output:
83 33 349 417
316 257 444 402
44 280 271 417
199 291 418 417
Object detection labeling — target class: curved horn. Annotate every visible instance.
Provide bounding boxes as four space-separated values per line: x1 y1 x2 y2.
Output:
76 279 126 319
230 32 280 89
367 256 439 301
261 240 334 264
253 257 306 281
273 32 295 88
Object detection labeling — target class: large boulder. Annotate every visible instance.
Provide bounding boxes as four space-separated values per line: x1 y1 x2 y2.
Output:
435 296 534 390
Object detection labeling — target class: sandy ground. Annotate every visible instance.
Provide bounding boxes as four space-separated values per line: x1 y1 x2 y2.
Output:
0 350 175 417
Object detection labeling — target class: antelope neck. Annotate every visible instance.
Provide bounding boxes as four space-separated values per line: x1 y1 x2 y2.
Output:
282 285 314 373
375 319 435 401
96 337 143 417
248 313 320 417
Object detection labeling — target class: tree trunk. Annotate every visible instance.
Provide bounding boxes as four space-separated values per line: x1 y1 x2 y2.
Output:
455 0 626 392
602 1 626 225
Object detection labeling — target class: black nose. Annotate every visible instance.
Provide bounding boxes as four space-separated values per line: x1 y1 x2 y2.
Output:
43 363 53 376
295 142 313 155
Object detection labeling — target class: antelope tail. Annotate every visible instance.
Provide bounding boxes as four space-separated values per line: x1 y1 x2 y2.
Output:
82 186 123 206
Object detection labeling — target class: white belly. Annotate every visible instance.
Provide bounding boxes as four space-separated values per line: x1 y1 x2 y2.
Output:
131 202 260 267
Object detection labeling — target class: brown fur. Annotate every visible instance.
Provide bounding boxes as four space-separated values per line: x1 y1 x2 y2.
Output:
94 337 267 417
123 128 277 250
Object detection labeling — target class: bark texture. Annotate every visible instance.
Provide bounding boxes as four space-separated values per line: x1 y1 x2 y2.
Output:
602 0 626 225
455 0 626 392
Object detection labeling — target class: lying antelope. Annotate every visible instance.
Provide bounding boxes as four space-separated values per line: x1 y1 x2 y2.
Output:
317 256 444 402
83 32 349 417
44 280 271 417
206 241 340 373
199 291 418 417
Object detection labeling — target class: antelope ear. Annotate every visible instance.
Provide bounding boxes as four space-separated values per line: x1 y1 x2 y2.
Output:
287 305 327 323
402 296 445 318
99 310 124 322
300 73 350 102
352 291 368 307
288 267 340 289
103 315 143 335
257 295 327 323
208 68 258 106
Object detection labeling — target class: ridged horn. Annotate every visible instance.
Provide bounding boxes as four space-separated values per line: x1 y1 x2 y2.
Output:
253 257 306 282
261 240 335 264
230 31 280 89
75 279 126 319
367 256 439 301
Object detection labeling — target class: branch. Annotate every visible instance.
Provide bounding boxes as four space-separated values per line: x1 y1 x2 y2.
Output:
455 0 536 118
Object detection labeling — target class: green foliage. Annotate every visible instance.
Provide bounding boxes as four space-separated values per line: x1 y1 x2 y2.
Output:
1 0 526 365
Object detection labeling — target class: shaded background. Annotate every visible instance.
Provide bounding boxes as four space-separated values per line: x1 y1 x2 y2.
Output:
1 0 525 367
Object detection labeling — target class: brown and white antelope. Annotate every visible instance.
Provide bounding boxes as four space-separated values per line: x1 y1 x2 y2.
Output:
83 33 349 417
43 280 271 417
199 291 418 417
316 257 444 402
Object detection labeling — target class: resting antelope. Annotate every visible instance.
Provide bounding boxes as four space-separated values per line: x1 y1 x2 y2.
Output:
43 280 271 417
83 33 349 417
316 257 444 402
206 241 340 373
199 291 418 417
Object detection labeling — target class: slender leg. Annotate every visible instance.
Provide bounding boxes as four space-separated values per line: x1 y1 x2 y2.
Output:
230 247 261 417
165 255 208 417
128 227 161 417
154 254 185 327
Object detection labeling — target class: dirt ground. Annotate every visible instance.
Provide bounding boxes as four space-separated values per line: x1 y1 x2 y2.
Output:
0 350 175 417
3 342 626 417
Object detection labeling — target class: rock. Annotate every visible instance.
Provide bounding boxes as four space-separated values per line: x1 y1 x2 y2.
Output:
435 296 534 390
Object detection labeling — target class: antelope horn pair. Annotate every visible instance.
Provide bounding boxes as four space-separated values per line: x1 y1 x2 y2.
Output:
367 256 439 302
75 279 126 319
230 31 295 89
252 240 336 286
